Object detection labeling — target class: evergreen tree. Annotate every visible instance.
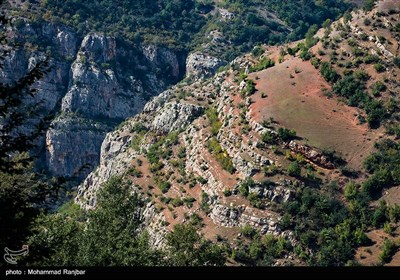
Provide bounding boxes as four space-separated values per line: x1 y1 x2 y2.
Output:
0 12 54 250
166 224 226 266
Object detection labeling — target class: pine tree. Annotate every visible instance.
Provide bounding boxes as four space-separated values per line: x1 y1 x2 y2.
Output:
0 11 53 250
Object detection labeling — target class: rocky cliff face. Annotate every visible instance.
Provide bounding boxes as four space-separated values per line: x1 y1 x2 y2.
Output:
1 10 234 180
186 52 224 80
74 57 299 253
1 19 185 178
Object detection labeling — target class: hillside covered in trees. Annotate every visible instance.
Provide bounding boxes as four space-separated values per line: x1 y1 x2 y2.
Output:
9 0 352 59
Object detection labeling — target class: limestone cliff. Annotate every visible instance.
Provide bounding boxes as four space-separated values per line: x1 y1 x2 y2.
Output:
74 62 298 254
0 20 185 178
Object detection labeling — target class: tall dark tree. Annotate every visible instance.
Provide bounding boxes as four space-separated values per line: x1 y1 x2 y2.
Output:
0 19 50 171
0 10 53 251
27 176 164 266
166 224 226 266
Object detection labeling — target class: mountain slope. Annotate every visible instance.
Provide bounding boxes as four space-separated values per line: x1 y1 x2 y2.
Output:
73 1 400 266
3 0 400 267
0 0 356 180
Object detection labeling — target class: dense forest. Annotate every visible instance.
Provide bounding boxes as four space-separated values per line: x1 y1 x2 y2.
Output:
17 0 352 59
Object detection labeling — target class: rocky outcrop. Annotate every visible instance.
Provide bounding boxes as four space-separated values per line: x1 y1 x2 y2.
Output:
60 34 146 120
0 21 77 110
1 19 186 179
142 44 181 79
210 204 244 227
151 102 204 134
219 9 235 21
65 3 400 265
76 121 137 208
0 49 30 83
0 22 78 165
247 181 294 204
49 34 183 178
186 52 224 80
212 77 273 178
287 141 335 169
374 36 395 59
139 202 169 248
143 90 173 113
76 85 177 206
79 33 116 62
184 126 225 197
46 115 108 178
41 22 78 58
210 204 281 235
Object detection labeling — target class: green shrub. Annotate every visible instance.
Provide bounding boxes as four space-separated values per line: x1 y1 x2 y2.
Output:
379 239 397 264
197 176 208 185
364 0 377 11
206 107 222 136
374 63 385 73
248 193 263 208
249 57 275 73
239 178 256 197
177 146 186 159
207 138 235 174
188 213 203 228
252 46 264 57
364 55 379 64
150 162 164 173
246 79 257 95
160 196 172 204
371 81 386 96
320 62 340 83
183 197 196 206
386 124 400 138
200 191 210 213
159 181 171 193
278 128 296 142
127 166 143 178
261 131 277 144
287 162 301 177
171 198 184 207
344 182 358 201
300 49 312 61
223 189 232 197
393 57 400 68
240 225 257 238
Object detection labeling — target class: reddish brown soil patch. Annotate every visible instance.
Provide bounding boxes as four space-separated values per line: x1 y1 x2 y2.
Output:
381 186 400 206
377 0 400 11
128 155 157 194
249 57 382 170
201 216 241 242
388 251 400 266
355 228 400 266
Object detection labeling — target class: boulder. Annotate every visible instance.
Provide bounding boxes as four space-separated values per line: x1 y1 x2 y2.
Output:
186 52 224 80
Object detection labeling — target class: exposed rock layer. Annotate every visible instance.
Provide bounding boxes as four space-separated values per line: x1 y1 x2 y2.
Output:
1 21 185 178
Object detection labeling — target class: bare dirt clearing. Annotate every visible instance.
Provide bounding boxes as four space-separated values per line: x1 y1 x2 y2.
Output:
355 228 400 266
249 57 383 170
377 0 400 11
381 186 400 206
